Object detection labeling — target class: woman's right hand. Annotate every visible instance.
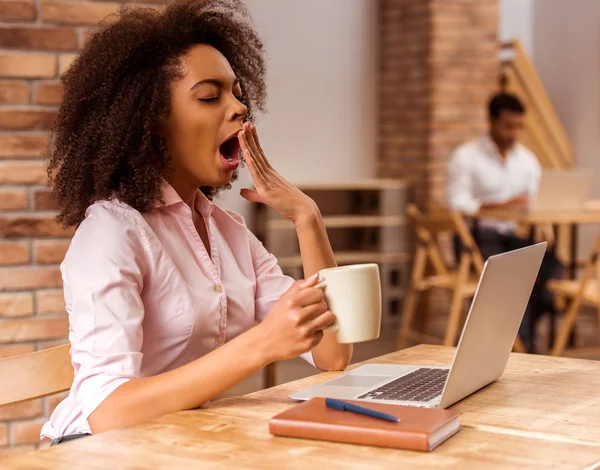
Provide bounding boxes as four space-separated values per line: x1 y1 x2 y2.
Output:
257 275 336 363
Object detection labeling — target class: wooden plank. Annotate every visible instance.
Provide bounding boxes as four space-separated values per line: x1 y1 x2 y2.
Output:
0 344 72 407
293 179 408 191
502 65 566 169
5 345 600 469
507 40 573 166
477 207 600 225
267 215 407 230
277 251 410 268
5 418 600 470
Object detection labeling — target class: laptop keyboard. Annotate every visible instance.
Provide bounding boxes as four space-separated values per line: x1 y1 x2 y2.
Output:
357 368 449 402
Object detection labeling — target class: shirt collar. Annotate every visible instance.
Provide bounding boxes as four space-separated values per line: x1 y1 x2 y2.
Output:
480 134 518 163
155 180 213 217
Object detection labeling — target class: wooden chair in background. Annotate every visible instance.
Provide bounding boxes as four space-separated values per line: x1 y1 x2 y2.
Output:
0 344 73 408
398 205 526 352
549 234 600 357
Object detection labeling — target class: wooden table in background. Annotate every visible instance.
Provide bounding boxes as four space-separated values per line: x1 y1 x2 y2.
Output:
2 345 600 470
478 200 600 278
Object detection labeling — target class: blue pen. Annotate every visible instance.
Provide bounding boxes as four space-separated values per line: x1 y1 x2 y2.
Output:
325 398 400 423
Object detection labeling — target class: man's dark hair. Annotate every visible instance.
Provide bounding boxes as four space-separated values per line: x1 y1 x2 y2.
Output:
488 93 525 120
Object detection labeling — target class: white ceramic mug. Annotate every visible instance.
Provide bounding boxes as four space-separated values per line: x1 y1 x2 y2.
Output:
316 263 382 344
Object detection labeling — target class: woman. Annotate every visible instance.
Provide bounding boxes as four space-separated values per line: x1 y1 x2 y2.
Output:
42 0 352 443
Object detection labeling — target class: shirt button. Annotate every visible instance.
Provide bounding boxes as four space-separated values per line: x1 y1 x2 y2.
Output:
217 336 225 345
214 284 224 294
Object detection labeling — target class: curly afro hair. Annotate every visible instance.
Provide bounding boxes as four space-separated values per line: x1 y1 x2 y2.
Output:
49 0 266 227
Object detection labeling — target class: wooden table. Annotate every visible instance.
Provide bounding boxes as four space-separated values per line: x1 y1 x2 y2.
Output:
478 200 600 278
2 345 600 470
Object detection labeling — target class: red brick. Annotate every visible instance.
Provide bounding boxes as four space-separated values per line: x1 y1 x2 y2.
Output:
0 241 30 265
119 3 164 11
115 0 166 3
0 81 29 105
33 81 63 105
377 0 497 207
0 109 57 131
0 400 43 421
0 216 74 238
0 162 48 184
46 392 68 415
36 289 66 313
0 53 56 79
0 316 68 342
0 266 62 290
0 292 34 317
0 134 49 158
80 28 97 47
0 344 35 359
11 419 47 445
40 0 121 25
32 189 57 210
0 424 7 447
0 27 78 51
34 240 69 264
0 188 28 211
0 0 36 22
58 53 77 75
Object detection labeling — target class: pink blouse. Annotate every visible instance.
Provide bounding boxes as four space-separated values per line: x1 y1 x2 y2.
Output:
41 183 313 439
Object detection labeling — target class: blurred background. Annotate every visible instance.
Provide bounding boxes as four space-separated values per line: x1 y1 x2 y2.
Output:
1 0 599 454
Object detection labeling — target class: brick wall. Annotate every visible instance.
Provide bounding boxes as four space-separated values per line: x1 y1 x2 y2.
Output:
378 0 499 207
0 0 166 455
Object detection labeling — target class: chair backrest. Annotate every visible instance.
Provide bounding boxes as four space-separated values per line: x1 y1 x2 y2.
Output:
0 344 73 407
573 233 600 302
407 205 485 276
407 204 453 276
449 211 485 276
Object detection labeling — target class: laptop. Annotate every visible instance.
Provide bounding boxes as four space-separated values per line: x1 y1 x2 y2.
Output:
290 242 547 409
531 169 592 212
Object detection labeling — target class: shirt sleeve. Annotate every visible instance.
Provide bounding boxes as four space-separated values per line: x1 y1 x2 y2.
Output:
63 203 148 421
446 147 481 214
248 229 316 367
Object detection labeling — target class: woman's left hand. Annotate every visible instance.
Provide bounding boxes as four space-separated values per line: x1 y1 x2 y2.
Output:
238 122 317 224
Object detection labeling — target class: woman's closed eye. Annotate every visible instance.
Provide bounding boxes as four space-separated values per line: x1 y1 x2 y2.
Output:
198 94 243 104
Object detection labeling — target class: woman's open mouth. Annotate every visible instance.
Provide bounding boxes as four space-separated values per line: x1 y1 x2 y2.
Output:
219 134 240 171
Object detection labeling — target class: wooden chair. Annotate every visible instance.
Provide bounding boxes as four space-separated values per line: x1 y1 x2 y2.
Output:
398 205 527 352
0 344 278 408
549 234 600 357
0 344 73 407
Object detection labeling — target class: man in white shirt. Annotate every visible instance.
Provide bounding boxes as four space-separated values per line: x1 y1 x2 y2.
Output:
446 93 563 352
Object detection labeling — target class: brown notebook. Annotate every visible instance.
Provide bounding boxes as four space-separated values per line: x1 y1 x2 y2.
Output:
269 398 460 452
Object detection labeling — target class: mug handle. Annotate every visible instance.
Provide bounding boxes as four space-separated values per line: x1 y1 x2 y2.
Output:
315 279 338 333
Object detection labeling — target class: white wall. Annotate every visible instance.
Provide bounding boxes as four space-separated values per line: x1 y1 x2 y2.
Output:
218 0 378 218
531 0 600 253
499 0 534 55
532 0 600 187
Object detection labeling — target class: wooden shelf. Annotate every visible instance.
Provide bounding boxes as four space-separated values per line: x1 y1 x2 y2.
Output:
267 215 407 230
292 179 408 191
251 180 410 345
277 251 409 268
